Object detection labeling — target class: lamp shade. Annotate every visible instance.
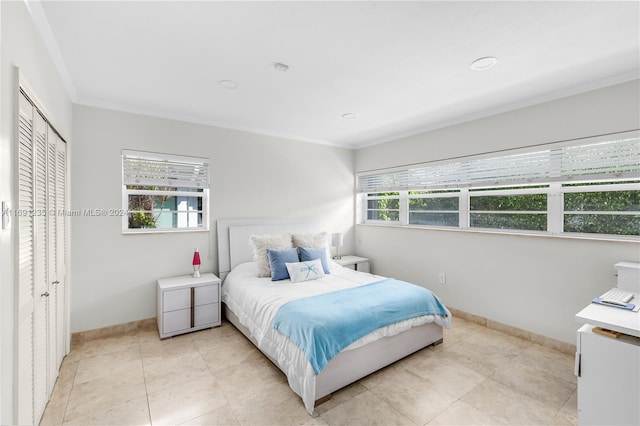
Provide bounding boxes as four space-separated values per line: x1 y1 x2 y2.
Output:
192 248 201 266
331 233 344 248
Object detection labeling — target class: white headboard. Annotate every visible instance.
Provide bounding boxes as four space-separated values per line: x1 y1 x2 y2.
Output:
217 219 320 281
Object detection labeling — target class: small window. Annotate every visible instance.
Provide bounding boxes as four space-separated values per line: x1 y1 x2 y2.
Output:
122 150 209 233
563 181 639 236
469 186 548 232
366 192 400 222
408 190 459 227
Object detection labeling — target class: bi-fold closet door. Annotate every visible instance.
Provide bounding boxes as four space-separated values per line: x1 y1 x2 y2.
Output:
17 90 68 426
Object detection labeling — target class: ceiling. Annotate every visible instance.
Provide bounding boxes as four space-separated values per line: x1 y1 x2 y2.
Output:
32 1 640 149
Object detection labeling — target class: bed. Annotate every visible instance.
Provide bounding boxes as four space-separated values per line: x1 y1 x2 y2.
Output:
217 219 451 414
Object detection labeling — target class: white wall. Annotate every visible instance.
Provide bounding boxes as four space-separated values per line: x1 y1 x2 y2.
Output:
354 80 640 344
71 105 355 332
0 2 73 424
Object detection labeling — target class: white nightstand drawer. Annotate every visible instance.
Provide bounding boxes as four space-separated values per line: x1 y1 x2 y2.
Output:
195 303 219 326
163 288 191 312
163 309 190 334
195 284 219 306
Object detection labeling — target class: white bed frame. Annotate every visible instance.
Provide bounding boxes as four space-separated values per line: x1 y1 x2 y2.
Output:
216 219 444 408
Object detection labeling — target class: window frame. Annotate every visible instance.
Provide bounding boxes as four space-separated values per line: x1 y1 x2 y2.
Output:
357 131 640 241
122 150 210 234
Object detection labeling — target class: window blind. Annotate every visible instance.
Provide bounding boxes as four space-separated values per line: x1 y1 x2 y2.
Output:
358 132 640 192
122 150 209 189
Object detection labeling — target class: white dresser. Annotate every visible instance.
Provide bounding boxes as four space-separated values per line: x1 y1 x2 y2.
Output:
157 273 221 338
574 262 640 425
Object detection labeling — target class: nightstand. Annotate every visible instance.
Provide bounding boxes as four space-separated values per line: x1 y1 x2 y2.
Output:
156 272 221 338
333 255 370 273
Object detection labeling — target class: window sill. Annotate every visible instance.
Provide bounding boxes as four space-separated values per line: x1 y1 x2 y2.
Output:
122 228 209 235
356 222 640 243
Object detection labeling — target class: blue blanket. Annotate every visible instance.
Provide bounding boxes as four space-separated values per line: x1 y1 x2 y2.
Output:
272 278 449 374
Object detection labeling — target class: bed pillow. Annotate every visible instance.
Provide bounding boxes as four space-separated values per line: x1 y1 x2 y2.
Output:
285 259 325 283
250 234 293 277
298 247 330 274
267 248 300 281
292 232 332 265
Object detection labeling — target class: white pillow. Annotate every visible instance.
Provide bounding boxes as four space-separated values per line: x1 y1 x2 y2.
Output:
292 232 332 265
250 234 293 277
286 259 325 283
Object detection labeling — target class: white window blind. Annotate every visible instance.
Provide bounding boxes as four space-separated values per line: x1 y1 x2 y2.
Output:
122 150 209 189
358 131 640 192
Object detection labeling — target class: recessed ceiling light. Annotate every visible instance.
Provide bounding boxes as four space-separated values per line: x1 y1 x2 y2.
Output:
470 56 498 71
342 113 357 119
218 80 238 89
274 62 289 72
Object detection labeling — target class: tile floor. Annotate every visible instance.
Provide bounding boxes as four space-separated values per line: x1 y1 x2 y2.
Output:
40 317 578 425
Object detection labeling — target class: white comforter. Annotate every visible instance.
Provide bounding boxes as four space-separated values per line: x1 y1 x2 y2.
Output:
221 262 451 413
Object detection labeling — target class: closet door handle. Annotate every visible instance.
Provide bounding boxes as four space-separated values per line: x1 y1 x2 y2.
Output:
41 292 50 298
52 280 60 285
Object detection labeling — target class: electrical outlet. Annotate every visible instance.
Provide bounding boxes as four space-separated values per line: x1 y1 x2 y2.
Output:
438 273 446 284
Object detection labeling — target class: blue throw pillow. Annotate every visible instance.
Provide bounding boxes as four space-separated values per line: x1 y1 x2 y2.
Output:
267 248 300 281
298 247 330 274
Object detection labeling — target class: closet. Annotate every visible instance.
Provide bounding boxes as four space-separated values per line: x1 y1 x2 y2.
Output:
17 89 68 425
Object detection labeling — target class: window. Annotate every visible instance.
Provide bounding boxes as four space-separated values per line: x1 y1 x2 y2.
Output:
357 131 640 239
366 192 400 222
469 186 547 232
408 190 459 227
563 181 639 236
122 150 209 233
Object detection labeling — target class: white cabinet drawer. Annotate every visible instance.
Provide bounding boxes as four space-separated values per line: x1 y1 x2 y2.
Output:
163 288 191 312
194 303 219 326
163 308 190 334
195 284 218 306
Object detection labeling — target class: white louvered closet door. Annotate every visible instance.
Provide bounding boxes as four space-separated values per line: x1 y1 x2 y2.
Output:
32 109 50 422
17 89 68 426
17 91 36 426
54 134 67 371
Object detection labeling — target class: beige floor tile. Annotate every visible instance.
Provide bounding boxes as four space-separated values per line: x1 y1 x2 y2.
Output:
56 358 78 387
140 333 198 366
148 377 228 425
404 353 487 400
462 378 558 425
231 386 326 426
39 400 67 426
215 350 287 402
552 390 578 426
178 404 241 426
490 358 576 410
320 390 415 426
441 329 530 376
200 333 260 376
427 400 503 425
314 382 368 415
143 351 210 394
191 322 242 353
73 331 140 359
74 345 143 384
63 395 150 425
369 368 458 425
517 343 577 385
358 358 406 389
64 366 147 422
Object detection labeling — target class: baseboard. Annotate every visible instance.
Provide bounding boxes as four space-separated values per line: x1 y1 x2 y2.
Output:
70 317 156 346
448 307 576 355
70 309 576 355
